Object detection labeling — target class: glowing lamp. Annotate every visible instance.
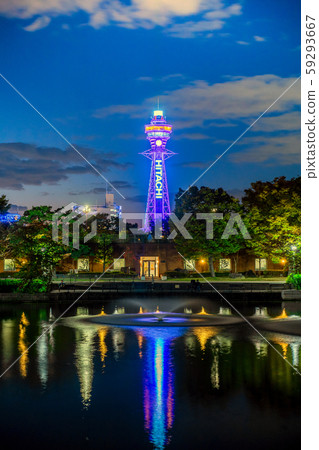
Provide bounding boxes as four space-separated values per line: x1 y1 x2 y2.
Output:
154 110 163 116
156 139 162 147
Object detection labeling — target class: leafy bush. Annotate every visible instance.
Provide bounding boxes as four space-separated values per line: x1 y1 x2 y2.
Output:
164 271 189 278
0 272 20 279
18 279 49 293
286 273 301 290
0 279 21 292
258 270 288 277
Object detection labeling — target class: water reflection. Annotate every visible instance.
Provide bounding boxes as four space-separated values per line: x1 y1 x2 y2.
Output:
135 329 144 359
140 327 186 450
98 327 108 368
193 327 219 352
0 306 301 449
37 326 49 387
1 319 15 367
18 312 29 378
112 327 125 360
74 327 95 408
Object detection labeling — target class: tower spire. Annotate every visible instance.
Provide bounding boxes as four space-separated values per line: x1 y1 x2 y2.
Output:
140 110 176 231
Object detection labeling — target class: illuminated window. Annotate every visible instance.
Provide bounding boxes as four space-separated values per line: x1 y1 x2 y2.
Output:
219 259 231 271
114 258 125 271
77 258 89 271
184 259 195 270
255 258 267 271
4 259 16 271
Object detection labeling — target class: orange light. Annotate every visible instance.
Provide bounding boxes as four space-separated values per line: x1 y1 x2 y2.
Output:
273 308 288 320
281 259 286 264
198 306 208 315
145 125 172 132
200 259 205 264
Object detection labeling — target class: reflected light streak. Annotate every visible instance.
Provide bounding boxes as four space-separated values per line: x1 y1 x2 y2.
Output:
98 327 108 366
193 327 218 352
74 328 96 408
1 319 15 368
37 324 49 387
141 327 184 450
135 329 144 359
18 313 29 378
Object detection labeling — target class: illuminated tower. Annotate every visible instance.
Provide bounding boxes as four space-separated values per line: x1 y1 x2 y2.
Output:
141 110 176 230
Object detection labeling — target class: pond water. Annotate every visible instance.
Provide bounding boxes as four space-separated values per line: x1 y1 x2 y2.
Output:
0 298 301 449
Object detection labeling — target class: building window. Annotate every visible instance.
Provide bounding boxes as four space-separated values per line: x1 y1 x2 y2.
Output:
255 258 267 271
77 258 89 271
184 259 195 271
114 258 125 271
4 259 16 271
219 258 231 271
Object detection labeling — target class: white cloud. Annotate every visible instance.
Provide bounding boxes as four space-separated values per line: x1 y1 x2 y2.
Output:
254 35 266 42
94 74 300 167
167 3 242 38
231 134 300 165
23 16 51 31
237 40 249 45
0 0 242 37
94 74 300 129
252 111 300 132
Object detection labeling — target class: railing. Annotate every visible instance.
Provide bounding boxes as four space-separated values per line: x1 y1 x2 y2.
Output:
52 281 288 295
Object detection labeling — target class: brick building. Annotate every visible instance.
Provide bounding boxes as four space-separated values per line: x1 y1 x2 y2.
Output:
0 241 284 277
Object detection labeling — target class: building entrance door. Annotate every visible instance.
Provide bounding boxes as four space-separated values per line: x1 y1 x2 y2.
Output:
143 260 156 277
140 257 159 277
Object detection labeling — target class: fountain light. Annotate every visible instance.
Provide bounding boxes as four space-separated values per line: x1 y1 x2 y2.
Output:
99 307 106 316
198 306 208 315
139 306 143 314
273 308 288 320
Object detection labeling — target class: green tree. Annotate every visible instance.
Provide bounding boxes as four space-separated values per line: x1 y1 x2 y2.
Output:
5 206 66 292
173 187 249 276
91 214 114 272
0 194 11 214
243 176 301 272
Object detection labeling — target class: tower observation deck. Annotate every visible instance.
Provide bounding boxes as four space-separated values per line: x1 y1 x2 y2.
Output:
141 110 176 231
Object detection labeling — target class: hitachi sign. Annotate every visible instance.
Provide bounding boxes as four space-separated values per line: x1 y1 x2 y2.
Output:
155 159 163 198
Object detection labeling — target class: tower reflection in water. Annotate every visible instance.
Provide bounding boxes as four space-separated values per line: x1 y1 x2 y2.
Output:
138 327 186 450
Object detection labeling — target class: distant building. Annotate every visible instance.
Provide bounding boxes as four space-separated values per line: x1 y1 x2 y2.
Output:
0 213 21 224
71 193 121 218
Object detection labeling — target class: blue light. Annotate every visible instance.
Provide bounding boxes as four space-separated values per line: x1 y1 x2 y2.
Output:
0 213 21 223
141 327 186 450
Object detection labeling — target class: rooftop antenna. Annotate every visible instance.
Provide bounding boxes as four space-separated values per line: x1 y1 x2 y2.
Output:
157 97 159 110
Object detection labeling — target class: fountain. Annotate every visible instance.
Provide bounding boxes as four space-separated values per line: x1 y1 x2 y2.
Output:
218 307 232 316
272 308 288 320
252 307 269 318
76 305 243 328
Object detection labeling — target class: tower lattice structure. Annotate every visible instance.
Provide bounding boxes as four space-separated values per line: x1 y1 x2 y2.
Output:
141 110 176 231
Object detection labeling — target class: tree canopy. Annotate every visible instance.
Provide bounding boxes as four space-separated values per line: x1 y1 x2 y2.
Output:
173 187 249 275
243 176 301 271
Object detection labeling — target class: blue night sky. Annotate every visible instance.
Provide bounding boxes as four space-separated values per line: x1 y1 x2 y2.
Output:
0 0 300 213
